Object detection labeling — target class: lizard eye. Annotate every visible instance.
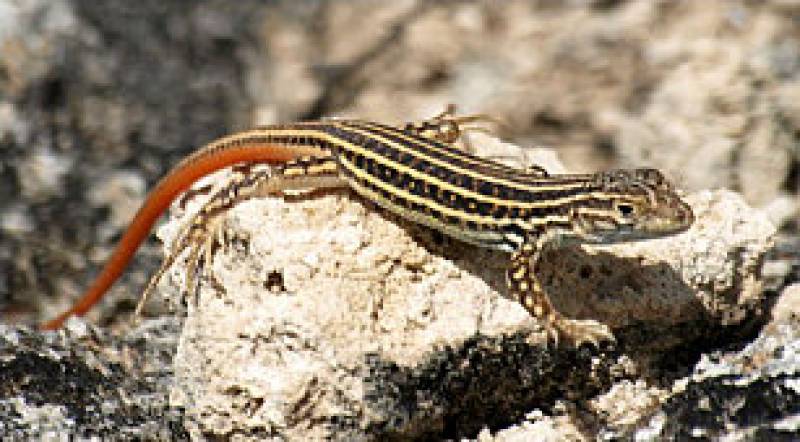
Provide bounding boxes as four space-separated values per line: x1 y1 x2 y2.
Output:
616 203 635 217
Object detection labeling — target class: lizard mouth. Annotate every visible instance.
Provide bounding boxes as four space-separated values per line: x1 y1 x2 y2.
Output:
644 199 695 235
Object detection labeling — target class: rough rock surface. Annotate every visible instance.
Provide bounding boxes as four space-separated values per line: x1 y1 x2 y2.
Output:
631 284 800 441
485 295 800 441
1 0 264 325
161 137 777 440
0 318 185 440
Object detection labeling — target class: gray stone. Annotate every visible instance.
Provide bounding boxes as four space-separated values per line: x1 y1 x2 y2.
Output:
0 319 185 440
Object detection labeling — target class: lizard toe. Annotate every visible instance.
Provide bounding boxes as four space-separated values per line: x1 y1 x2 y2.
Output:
558 318 616 349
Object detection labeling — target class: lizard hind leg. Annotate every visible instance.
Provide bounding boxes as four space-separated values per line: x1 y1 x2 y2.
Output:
134 175 241 318
134 155 346 319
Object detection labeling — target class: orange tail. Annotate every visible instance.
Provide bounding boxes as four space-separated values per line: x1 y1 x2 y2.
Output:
41 137 326 330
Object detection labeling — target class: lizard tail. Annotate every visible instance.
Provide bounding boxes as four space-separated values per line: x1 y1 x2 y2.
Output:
41 131 328 330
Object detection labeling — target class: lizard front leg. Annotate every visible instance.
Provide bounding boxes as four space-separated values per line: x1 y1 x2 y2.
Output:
136 155 346 316
403 104 501 144
508 234 615 347
403 106 549 177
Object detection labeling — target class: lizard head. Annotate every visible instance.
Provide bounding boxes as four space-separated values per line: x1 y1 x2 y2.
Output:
568 168 694 244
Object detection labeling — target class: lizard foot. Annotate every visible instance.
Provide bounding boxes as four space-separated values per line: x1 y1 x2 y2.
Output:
547 317 616 349
134 208 227 318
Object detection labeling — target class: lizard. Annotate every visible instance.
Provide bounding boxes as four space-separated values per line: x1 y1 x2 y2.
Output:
41 107 694 346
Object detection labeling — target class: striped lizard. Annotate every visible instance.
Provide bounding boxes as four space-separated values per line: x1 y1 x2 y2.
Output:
41 108 694 346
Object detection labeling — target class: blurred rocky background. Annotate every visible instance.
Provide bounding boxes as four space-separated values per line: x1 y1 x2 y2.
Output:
0 0 798 440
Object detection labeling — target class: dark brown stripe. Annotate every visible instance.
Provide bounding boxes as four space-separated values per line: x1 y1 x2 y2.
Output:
322 124 599 203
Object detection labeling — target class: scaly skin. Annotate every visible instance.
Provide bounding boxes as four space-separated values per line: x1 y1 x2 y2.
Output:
42 110 693 346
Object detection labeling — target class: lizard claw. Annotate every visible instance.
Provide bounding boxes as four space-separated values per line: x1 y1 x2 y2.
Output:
550 318 616 349
184 215 227 294
134 208 226 318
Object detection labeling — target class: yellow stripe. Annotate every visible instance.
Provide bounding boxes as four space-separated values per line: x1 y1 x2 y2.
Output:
338 154 490 224
353 121 549 177
341 158 511 247
209 125 639 236
329 128 640 214
339 122 570 187
332 125 602 207
338 153 582 235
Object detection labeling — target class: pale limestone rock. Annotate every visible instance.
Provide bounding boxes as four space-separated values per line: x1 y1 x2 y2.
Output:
478 416 584 442
157 136 775 440
771 283 800 326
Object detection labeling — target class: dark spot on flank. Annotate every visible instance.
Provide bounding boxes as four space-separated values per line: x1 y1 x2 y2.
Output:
425 183 441 198
476 202 493 216
372 163 385 178
495 186 510 199
365 158 377 175
438 189 452 204
579 265 593 279
450 193 464 210
380 187 394 202
397 173 411 189
364 137 382 154
478 181 494 196
432 166 448 181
